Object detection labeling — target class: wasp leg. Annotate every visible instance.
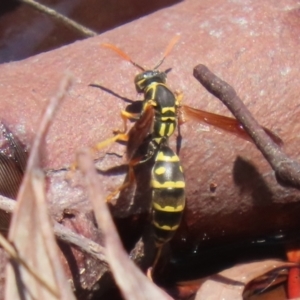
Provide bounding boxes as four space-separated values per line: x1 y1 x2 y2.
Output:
95 110 140 151
105 155 142 203
95 133 128 152
176 123 182 155
113 110 140 135
173 90 184 154
68 110 139 178
174 89 183 104
177 106 187 126
146 246 163 281
175 90 186 127
146 268 154 281
152 245 163 273
105 164 135 203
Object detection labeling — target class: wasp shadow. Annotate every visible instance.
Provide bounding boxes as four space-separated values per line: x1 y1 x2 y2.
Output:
233 156 274 206
96 153 152 215
96 162 128 176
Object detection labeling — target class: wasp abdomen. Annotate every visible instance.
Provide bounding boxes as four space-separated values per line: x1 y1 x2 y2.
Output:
151 145 185 246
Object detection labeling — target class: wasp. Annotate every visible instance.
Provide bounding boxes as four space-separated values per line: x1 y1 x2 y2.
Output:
94 37 282 251
96 36 181 163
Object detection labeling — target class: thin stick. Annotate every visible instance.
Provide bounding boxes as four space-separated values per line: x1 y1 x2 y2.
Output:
19 0 97 37
193 64 300 189
0 194 107 264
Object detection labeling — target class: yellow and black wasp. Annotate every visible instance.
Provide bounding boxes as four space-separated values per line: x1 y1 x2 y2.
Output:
95 36 187 247
94 36 282 253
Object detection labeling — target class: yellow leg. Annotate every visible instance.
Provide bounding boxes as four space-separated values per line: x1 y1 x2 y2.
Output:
146 246 163 281
174 90 184 104
94 133 128 152
68 110 141 188
96 109 141 151
174 90 185 127
106 164 135 203
105 154 144 202
113 110 140 134
67 148 95 179
152 245 163 271
68 133 128 177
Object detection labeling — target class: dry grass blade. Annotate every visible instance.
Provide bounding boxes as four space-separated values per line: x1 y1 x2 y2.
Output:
77 148 173 300
195 260 296 300
4 75 76 300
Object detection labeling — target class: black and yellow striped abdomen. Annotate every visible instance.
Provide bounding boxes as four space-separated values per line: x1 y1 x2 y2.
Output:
151 144 185 246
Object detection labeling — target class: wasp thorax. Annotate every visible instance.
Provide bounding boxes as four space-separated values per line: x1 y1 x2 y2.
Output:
134 70 167 93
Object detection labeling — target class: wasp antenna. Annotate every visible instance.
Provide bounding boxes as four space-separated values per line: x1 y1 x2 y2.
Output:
154 34 180 69
102 43 145 71
164 35 181 58
164 67 173 74
102 43 131 61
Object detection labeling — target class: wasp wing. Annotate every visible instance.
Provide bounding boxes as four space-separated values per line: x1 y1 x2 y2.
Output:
181 105 282 146
126 104 155 161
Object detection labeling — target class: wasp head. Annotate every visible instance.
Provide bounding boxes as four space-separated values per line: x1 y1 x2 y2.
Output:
134 70 167 93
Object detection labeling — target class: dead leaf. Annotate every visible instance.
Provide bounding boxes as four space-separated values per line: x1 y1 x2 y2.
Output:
4 76 76 300
195 260 296 300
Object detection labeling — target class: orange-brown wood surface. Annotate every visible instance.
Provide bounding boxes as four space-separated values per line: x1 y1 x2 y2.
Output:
1 0 300 286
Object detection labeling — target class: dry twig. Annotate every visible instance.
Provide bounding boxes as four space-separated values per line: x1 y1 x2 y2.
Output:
193 64 300 189
19 0 97 37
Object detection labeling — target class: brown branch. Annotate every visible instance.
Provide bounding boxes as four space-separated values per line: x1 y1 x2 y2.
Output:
193 64 300 189
0 195 107 264
19 0 97 37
